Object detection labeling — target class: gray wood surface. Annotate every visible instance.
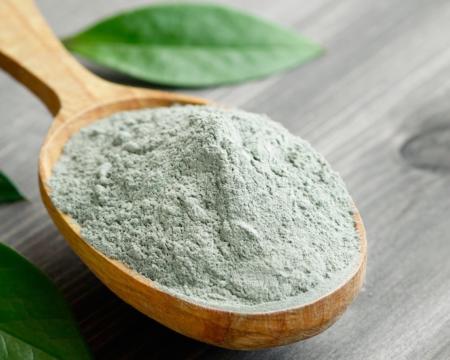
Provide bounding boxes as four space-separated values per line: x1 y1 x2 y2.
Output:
1 0 450 359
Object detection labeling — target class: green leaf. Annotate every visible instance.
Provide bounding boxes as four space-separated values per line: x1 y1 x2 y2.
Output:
64 3 323 87
0 172 25 204
0 243 91 359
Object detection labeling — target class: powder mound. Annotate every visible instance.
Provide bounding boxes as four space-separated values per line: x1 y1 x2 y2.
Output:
49 106 360 310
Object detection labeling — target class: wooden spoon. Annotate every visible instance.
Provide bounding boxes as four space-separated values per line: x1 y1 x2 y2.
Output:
0 0 367 350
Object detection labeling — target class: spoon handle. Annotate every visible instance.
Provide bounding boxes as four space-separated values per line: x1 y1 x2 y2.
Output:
0 0 121 119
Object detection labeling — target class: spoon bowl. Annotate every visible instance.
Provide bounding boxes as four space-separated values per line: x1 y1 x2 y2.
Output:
0 0 367 349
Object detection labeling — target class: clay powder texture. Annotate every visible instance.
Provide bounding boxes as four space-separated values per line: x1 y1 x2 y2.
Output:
49 106 360 311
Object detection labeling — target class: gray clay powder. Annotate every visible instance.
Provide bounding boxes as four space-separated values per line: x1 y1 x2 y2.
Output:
49 106 360 312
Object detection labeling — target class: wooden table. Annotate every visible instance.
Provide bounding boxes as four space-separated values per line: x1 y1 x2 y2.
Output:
1 0 450 358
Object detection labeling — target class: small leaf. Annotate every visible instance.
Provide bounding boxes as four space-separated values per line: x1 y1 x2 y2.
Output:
0 243 91 359
0 171 25 203
64 3 323 87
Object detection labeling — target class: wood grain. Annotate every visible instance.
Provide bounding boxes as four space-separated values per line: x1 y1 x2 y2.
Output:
0 0 366 351
1 0 449 358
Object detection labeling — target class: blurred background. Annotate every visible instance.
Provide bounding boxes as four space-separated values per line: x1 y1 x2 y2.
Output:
1 0 450 359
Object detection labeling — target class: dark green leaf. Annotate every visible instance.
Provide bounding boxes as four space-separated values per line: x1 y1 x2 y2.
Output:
64 3 323 87
0 243 91 359
0 172 25 203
